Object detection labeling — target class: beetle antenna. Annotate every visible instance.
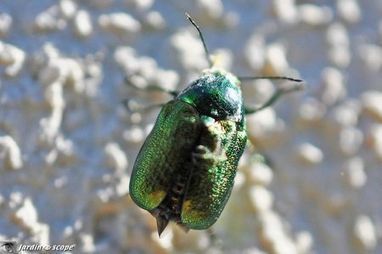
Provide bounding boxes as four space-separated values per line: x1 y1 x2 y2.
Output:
239 76 303 83
185 12 213 68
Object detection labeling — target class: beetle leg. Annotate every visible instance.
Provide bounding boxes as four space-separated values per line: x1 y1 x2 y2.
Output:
244 81 304 114
122 99 166 113
192 141 227 164
207 228 223 249
124 76 179 97
177 224 190 233
192 145 214 164
192 119 228 163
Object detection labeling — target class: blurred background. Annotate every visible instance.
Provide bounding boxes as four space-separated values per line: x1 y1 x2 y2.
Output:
0 0 381 253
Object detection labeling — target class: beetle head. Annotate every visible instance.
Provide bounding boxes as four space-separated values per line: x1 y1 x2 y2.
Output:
178 69 243 122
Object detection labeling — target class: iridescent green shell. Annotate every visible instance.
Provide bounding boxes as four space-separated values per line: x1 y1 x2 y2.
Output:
129 69 247 233
129 100 201 210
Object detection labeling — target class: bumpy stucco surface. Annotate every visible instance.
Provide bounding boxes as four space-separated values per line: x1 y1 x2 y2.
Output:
0 0 381 253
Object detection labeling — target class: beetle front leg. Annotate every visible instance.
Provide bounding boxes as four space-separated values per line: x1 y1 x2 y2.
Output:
192 145 226 165
124 76 179 98
123 76 180 113
122 99 166 113
192 135 227 165
244 81 304 114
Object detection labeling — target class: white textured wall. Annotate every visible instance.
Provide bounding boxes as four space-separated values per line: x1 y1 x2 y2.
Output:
0 0 381 253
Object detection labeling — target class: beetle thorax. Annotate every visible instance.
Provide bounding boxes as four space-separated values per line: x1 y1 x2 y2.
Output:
177 69 243 122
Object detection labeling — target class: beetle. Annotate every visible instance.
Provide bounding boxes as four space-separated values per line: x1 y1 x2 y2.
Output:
128 13 303 236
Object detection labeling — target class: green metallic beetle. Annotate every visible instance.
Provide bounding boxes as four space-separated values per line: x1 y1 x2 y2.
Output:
128 13 303 236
